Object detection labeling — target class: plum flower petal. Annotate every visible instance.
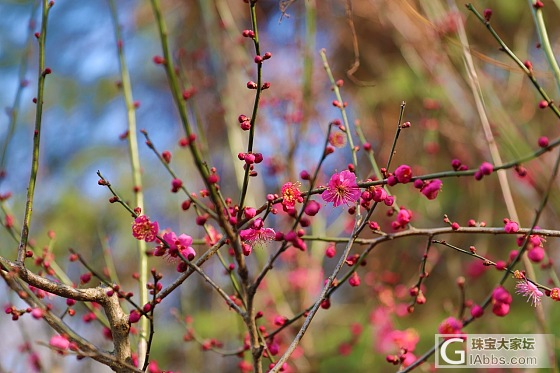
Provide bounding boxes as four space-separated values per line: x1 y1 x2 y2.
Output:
160 231 196 261
132 215 159 242
240 218 276 246
516 280 543 307
321 170 360 207
181 247 196 261
281 182 303 211
176 233 193 248
420 179 443 200
162 231 178 248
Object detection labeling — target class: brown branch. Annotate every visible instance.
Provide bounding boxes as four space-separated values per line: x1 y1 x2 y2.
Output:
0 256 138 372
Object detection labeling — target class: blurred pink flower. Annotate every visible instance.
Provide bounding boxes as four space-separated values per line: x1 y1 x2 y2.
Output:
438 316 463 335
204 225 222 247
385 328 419 352
49 335 70 351
328 131 347 148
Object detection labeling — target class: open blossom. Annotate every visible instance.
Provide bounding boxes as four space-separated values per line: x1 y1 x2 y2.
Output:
384 328 419 353
518 232 545 249
321 170 360 207
516 280 543 307
132 215 159 242
158 231 195 262
240 218 275 245
281 182 303 211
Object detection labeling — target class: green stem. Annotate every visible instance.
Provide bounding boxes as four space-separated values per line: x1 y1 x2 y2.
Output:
108 0 149 365
354 121 382 179
319 50 359 172
149 0 235 239
149 0 212 189
251 124 333 293
141 130 217 219
466 4 560 119
269 222 361 373
385 101 406 170
528 0 560 94
237 1 264 218
1 3 39 176
18 0 52 264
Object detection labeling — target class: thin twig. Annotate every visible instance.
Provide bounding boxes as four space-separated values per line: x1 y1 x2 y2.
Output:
18 0 53 264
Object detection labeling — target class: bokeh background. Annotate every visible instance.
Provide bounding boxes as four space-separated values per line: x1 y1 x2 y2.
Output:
0 0 559 372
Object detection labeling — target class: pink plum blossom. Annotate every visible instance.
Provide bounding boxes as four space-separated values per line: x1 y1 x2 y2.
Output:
132 215 159 242
394 165 413 183
239 218 275 245
281 182 303 212
321 170 360 207
162 231 196 261
420 179 443 200
516 280 543 307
